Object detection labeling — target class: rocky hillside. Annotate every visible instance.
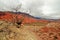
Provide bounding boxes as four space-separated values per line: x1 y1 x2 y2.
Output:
0 11 60 40
0 11 49 24
0 20 38 40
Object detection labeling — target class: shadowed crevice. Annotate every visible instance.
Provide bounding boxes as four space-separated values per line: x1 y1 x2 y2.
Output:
0 12 6 16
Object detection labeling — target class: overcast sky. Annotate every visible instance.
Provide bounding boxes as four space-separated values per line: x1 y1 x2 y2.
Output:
0 0 60 19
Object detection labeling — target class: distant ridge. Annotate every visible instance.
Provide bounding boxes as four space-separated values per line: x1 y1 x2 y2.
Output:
0 11 60 23
6 11 42 19
0 11 50 24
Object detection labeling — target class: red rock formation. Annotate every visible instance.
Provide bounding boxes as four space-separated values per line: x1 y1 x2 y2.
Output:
0 11 49 24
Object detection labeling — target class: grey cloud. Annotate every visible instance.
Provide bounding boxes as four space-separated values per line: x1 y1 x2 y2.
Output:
0 0 60 19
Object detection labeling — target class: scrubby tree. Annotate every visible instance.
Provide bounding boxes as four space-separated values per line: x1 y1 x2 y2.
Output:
10 3 24 26
9 3 25 27
12 14 24 28
10 3 22 12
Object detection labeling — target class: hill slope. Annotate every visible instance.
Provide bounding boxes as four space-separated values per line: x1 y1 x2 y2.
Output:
0 11 49 24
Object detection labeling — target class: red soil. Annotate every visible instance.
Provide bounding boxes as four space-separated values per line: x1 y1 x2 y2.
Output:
0 11 49 24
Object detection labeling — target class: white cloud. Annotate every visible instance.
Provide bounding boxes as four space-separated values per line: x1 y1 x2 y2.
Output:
0 0 60 19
